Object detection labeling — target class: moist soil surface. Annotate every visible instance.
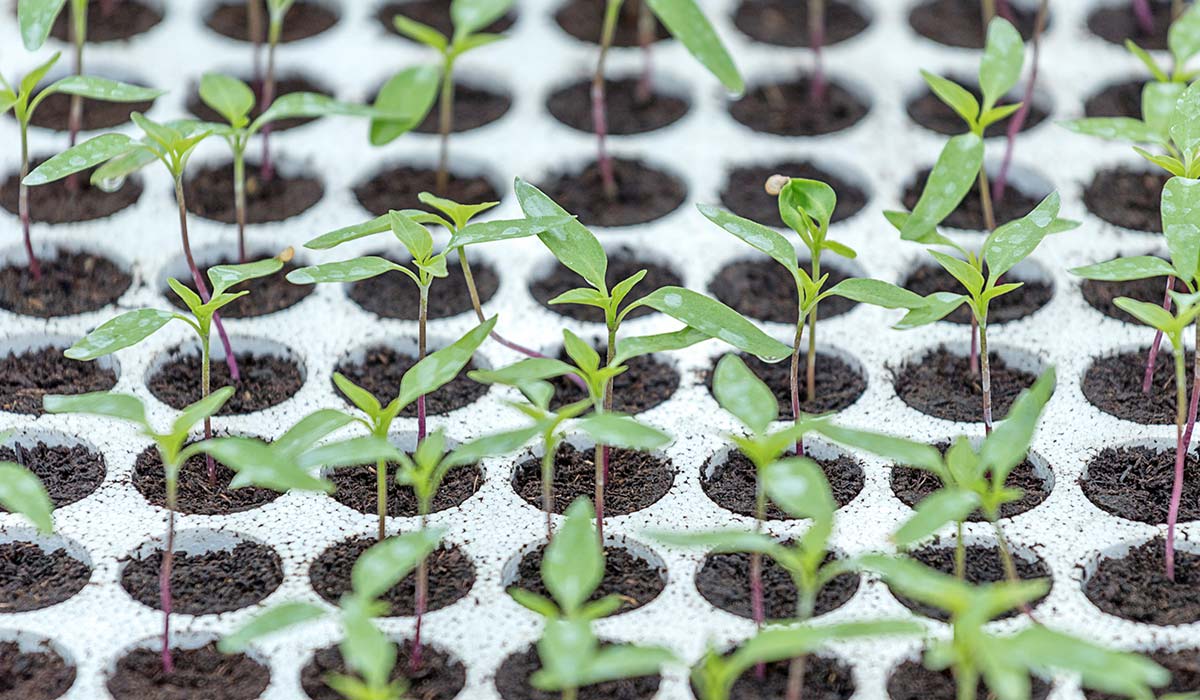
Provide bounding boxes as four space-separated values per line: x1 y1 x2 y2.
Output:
734 0 870 47
1088 1 1173 49
349 258 499 320
902 263 1052 324
169 258 313 318
512 543 665 615
709 259 859 324
1084 647 1200 699
909 0 1045 48
720 160 868 228
1084 167 1169 232
378 0 516 38
712 352 866 417
206 1 338 42
415 83 512 133
536 158 687 227
183 161 324 223
902 167 1041 230
355 165 500 216
0 250 131 317
334 348 487 416
0 641 75 700
892 346 1037 423
310 539 475 616
0 161 141 223
887 659 1052 700
1081 273 1171 323
551 351 679 414
547 78 688 134
511 444 674 516
328 462 482 517
888 543 1051 622
120 542 283 614
1084 538 1200 625
0 346 117 415
720 655 856 700
301 640 466 700
188 75 332 132
1083 446 1200 524
106 643 269 700
497 645 661 699
702 450 865 518
530 248 681 322
729 77 869 137
554 0 667 46
0 542 90 612
133 445 281 515
0 440 105 508
49 0 162 42
695 550 860 620
1085 79 1144 119
147 351 304 415
1081 349 1193 424
908 80 1047 138
892 456 1049 520
27 92 155 132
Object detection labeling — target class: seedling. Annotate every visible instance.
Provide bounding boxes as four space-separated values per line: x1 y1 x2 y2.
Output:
0 53 162 279
19 0 98 147
993 0 1047 204
508 498 677 700
0 431 54 534
219 528 445 700
258 0 293 182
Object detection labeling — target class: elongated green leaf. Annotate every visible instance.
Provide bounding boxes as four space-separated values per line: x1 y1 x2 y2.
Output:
43 391 146 425
393 13 449 49
826 278 924 309
450 0 512 37
208 257 284 296
979 17 1025 108
922 71 980 126
18 0 68 50
370 65 440 145
1161 176 1200 283
814 424 945 475
862 554 973 616
894 488 981 547
445 426 540 468
780 178 837 236
470 358 576 386
304 215 390 250
352 528 444 600
64 309 175 361
983 192 1068 281
979 367 1054 483
338 595 396 690
1145 81 1185 138
1171 4 1200 72
199 73 255 127
516 178 608 292
43 76 164 103
334 372 382 417
449 216 568 248
20 52 60 98
254 92 372 133
390 210 434 260
637 287 791 362
195 436 333 492
763 457 835 523
1170 81 1200 157
894 292 969 329
1115 297 1178 332
1009 626 1171 698
930 251 985 296
394 317 497 410
578 644 677 687
23 133 135 186
1127 39 1169 82
218 602 327 653
273 409 356 457
712 354 776 434
902 134 984 240
646 0 742 93
543 498 602 615
650 528 780 556
577 414 670 450
0 462 53 533
171 386 236 437
697 204 799 274
1070 256 1176 281
286 257 402 285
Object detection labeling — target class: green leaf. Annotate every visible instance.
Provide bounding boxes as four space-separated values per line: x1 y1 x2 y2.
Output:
334 372 383 417
645 0 742 93
199 73 255 127
1161 176 1200 283
64 309 176 361
979 367 1055 482
452 30 504 53
253 92 373 133
814 424 945 475
449 216 570 248
389 210 434 261
515 178 608 293
394 317 497 411
862 554 973 617
922 71 980 126
894 488 982 547
712 354 777 434
1115 297 1177 332
195 436 334 492
1127 39 1170 82
370 65 440 146
826 278 924 309
543 498 603 615
1171 4 1200 69
417 192 495 228
208 256 285 296
696 204 799 274
509 587 559 616
0 462 53 533
1135 146 1187 176
286 257 403 285
1170 81 1200 156
613 327 709 365
217 602 326 653
561 330 601 372
982 191 1067 281
1145 81 1185 138
978 17 1025 109
445 426 540 468
295 436 401 473
23 133 134 186
1008 626 1171 698
304 215 391 250
19 51 60 97
576 414 670 450
393 13 449 49
577 644 676 687
548 287 610 309
43 391 146 426
450 0 512 37
780 178 837 235
930 250 985 296
650 528 781 556
273 409 357 457
171 386 236 437
901 133 984 240
763 456 835 525
470 358 577 386
43 76 164 104
637 287 792 362
1070 255 1176 281
978 102 1023 131
338 595 396 689
894 292 969 329
17 0 68 50
352 528 445 600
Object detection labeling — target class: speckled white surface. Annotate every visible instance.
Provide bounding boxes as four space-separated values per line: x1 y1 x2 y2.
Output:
0 0 1197 698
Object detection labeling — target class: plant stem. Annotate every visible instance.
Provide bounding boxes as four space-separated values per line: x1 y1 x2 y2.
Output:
66 2 86 192
807 0 826 106
375 457 387 542
1168 342 1187 580
970 315 979 375
595 328 617 544
993 0 1048 204
563 687 578 700
436 57 456 196
980 321 993 434
417 286 428 441
160 470 178 675
635 0 655 103
806 255 820 403
977 168 997 233
1180 321 1199 448
1132 0 1156 34
18 124 41 280
411 512 429 673
201 336 216 489
750 483 766 680
1143 277 1175 394
981 0 997 26
259 19 280 183
784 589 816 700
791 312 806 456
234 146 248 263
1174 0 1186 20
542 432 557 539
957 664 979 700
592 0 622 200
175 177 240 380
248 0 265 85
993 521 1036 619
954 521 966 580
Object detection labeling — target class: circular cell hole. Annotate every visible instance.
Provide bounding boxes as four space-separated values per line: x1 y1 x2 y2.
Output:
355 163 501 217
1084 166 1169 233
554 0 667 46
695 546 860 620
183 158 324 224
907 76 1049 138
333 337 490 417
909 0 1048 48
23 68 157 132
734 0 870 47
1080 256 1170 322
47 0 163 42
709 256 862 325
497 643 662 700
1081 345 1189 424
132 439 282 515
0 630 76 700
900 257 1054 325
309 536 475 616
729 74 870 137
692 648 855 699
535 157 687 227
0 334 118 416
302 638 466 700
708 348 867 417
146 337 305 415
0 529 91 612
547 76 689 135
1083 647 1200 699
504 536 666 616
0 429 106 509
206 0 338 42
719 159 870 228
1085 78 1144 119
349 253 499 320
547 344 679 414
510 440 674 517
891 439 1053 519
376 0 516 38
701 441 865 518
530 247 682 323
1082 440 1200 524
888 657 1052 700
0 243 132 318
188 73 333 132
901 162 1050 231
107 634 270 700
1089 0 1172 49
0 155 142 223
158 245 313 318
1083 537 1200 625
119 529 283 615
891 343 1043 423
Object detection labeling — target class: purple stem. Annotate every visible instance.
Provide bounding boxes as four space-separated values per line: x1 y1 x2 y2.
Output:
808 0 827 105
259 28 278 183
636 0 654 102
970 316 979 375
1143 277 1175 393
995 0 1016 21
993 0 1048 203
175 179 240 381
159 506 176 674
19 129 42 280
1133 0 1157 35
592 0 620 200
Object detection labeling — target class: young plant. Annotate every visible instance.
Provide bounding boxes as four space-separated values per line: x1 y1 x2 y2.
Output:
258 0 293 182
993 0 1048 203
219 528 445 700
0 53 162 279
19 0 95 147
0 432 54 535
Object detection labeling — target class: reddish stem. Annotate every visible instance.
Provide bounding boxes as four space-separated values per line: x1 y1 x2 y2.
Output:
410 515 429 672
1144 277 1175 394
1133 0 1157 35
175 178 240 381
808 0 827 105
970 316 979 374
259 28 278 183
18 127 41 280
635 0 654 103
993 0 1047 204
592 0 620 200
159 505 176 674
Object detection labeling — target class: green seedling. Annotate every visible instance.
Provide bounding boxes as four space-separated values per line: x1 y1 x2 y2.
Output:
0 432 54 534
220 528 445 700
1124 2 1200 88
20 0 101 147
0 52 161 279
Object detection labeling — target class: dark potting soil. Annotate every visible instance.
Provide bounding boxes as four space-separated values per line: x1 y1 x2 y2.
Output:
27 92 155 132
888 543 1051 622
415 83 512 133
909 0 1045 48
378 0 516 38
334 347 487 416
1084 167 1169 232
554 0 667 46
188 75 332 132
733 0 869 47
168 258 312 318
0 250 131 317
907 80 1047 138
183 161 323 224
106 643 270 700
892 457 1049 520
0 440 105 509
1088 1 1173 49
887 659 1052 700
1081 273 1172 323
901 167 1042 230
301 640 466 700
695 550 860 620
349 258 499 320
711 352 866 418
0 641 75 700
1081 349 1193 424
512 544 665 615
721 655 856 700
720 160 868 229
701 450 865 519
133 445 281 515
511 444 674 516
536 158 687 227
355 165 500 217
0 542 90 612
550 351 679 414
147 351 304 415
0 161 141 223
206 1 338 42
547 78 688 135
1084 538 1200 625
1083 446 1200 524
496 645 661 700
530 248 682 323
310 538 475 616
729 77 869 137
1084 647 1200 699
328 461 482 517
902 263 1052 324
892 346 1038 423
48 0 162 42
0 346 117 415
708 259 859 325
1085 80 1144 120
121 542 283 615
